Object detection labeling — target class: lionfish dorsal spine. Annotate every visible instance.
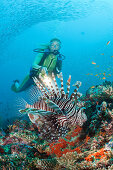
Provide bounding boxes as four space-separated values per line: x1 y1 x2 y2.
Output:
33 77 49 98
49 80 57 98
26 103 32 108
52 73 60 96
39 75 54 98
66 75 71 98
58 72 65 97
42 73 56 98
44 81 54 99
70 81 82 101
70 88 78 100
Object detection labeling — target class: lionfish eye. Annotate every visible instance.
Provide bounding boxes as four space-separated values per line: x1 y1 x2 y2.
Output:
19 109 25 113
31 108 37 111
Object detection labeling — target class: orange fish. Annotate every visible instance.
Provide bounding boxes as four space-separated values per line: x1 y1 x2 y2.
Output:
102 77 106 79
107 41 110 45
101 53 104 55
95 74 98 76
111 56 113 57
90 86 95 89
68 75 71 83
12 125 16 129
92 61 96 64
103 73 106 76
108 74 111 76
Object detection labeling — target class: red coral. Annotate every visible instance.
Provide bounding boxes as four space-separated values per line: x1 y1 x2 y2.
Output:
67 141 75 146
74 126 82 133
85 135 90 144
65 135 71 140
0 147 4 154
73 147 81 153
50 143 62 157
48 126 82 157
62 148 71 155
85 148 108 161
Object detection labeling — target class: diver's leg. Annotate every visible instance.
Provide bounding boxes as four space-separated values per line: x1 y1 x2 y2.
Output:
11 75 34 92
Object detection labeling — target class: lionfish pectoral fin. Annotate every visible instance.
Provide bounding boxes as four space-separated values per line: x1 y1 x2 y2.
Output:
34 109 54 115
19 108 30 114
45 99 62 114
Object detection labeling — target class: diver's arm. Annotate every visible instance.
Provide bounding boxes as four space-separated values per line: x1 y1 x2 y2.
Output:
32 53 43 69
56 60 62 73
30 53 48 78
53 60 62 76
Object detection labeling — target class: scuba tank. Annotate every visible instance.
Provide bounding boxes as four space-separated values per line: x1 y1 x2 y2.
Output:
31 47 65 77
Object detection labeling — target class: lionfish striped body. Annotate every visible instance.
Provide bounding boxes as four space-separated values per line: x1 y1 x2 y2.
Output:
20 73 87 142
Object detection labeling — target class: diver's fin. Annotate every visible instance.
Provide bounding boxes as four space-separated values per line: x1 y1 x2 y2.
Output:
11 82 19 92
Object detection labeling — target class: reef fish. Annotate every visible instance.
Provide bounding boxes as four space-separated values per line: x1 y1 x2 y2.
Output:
90 86 95 89
92 61 96 64
19 73 87 142
107 41 110 45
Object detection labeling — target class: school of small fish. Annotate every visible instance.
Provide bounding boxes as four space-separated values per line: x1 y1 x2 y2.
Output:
87 41 113 80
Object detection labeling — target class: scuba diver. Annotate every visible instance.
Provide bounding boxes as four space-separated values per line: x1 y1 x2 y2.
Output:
11 38 65 93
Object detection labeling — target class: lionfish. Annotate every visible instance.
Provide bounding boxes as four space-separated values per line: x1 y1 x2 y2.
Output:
19 73 87 142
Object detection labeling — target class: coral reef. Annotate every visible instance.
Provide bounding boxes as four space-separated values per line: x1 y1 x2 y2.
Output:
0 81 113 169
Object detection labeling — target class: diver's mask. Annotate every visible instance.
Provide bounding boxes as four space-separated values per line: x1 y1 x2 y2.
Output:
49 41 61 53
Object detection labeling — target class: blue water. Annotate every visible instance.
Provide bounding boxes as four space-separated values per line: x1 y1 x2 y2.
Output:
0 0 113 126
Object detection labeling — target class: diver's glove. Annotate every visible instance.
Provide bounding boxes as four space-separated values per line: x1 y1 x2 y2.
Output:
32 64 42 70
39 67 48 79
41 67 48 74
56 67 60 74
30 65 41 78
